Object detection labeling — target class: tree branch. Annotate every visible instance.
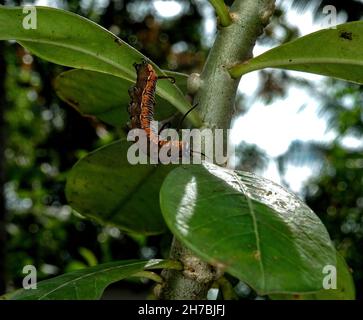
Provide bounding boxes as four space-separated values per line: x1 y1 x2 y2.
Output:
208 0 232 27
160 0 276 300
198 0 276 131
158 238 215 300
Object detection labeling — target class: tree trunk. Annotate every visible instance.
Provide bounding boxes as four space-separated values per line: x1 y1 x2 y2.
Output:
159 0 275 300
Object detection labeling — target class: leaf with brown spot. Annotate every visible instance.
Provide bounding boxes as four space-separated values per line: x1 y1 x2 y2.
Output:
229 21 363 84
160 163 336 295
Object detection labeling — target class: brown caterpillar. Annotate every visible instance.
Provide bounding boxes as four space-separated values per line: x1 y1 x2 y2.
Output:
128 60 189 157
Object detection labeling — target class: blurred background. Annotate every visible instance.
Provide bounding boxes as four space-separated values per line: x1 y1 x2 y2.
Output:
0 0 362 299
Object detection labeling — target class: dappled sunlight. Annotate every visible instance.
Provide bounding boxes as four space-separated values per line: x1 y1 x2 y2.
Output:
153 0 184 18
144 259 163 268
238 170 303 218
175 176 198 236
203 162 243 193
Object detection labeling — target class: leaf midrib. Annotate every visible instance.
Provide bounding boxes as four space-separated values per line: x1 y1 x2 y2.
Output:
232 171 266 291
19 39 187 110
18 38 134 80
17 41 190 117
37 261 148 300
235 57 363 75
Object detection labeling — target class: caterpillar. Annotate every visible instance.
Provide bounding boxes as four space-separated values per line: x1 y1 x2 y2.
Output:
128 60 189 158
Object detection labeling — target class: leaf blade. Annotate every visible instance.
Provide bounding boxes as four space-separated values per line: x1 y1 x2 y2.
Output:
160 163 336 294
66 140 175 235
269 253 355 300
6 259 176 300
0 6 200 125
54 69 188 127
229 21 363 84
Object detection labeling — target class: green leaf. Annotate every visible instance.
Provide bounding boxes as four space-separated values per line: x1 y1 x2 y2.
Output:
229 22 363 84
160 163 336 294
269 253 355 300
66 140 175 235
54 69 188 127
0 6 200 125
5 259 180 300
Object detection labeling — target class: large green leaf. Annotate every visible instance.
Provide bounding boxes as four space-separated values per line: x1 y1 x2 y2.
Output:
54 69 188 127
0 6 200 125
160 163 336 294
270 253 355 300
5 259 180 300
66 140 175 235
229 21 363 84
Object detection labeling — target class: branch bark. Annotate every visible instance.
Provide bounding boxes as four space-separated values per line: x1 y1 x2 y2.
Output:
198 0 276 131
160 0 275 300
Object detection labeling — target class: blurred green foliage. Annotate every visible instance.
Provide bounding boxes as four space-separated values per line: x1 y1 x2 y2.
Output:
277 80 363 299
305 82 363 299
